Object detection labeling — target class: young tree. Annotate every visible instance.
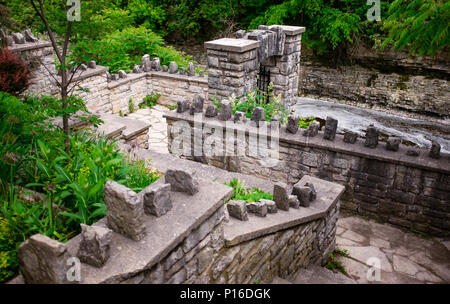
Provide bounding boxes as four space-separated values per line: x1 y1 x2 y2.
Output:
29 0 80 151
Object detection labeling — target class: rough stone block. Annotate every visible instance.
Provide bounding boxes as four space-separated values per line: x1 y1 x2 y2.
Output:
199 70 204 77
218 100 232 121
429 141 441 159
205 104 218 117
227 200 248 221
12 32 25 44
141 54 151 72
386 137 400 151
104 181 146 241
169 61 178 74
251 107 265 127
77 224 113 268
323 116 338 141
286 115 299 134
23 29 38 42
260 199 278 213
18 234 69 284
292 185 312 207
235 30 246 38
140 183 172 217
247 201 268 217
152 57 161 71
288 195 300 209
406 150 420 157
162 65 169 72
165 169 199 195
305 182 317 201
273 182 290 211
188 62 195 76
233 111 245 123
118 70 127 79
190 95 204 115
303 121 319 137
179 67 185 75
177 98 190 113
343 131 358 144
87 60 96 69
133 64 142 73
364 124 378 148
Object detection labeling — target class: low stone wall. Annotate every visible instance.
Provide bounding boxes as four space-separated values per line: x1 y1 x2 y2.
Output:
15 149 343 284
10 39 208 114
164 111 450 236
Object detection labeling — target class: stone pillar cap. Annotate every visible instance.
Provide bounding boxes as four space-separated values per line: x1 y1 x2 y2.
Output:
204 38 260 52
268 25 306 35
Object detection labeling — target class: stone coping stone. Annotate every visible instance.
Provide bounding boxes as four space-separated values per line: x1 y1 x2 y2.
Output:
99 114 150 140
96 120 126 139
223 175 345 247
163 112 450 175
268 25 306 36
64 180 233 283
205 38 260 52
9 40 51 52
61 66 109 83
107 70 208 89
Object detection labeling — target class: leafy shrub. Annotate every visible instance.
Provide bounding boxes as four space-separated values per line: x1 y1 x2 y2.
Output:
70 27 192 73
0 48 30 95
225 178 273 203
298 117 317 129
140 92 161 108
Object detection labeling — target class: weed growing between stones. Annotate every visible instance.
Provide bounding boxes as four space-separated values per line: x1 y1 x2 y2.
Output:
325 248 350 276
224 178 273 203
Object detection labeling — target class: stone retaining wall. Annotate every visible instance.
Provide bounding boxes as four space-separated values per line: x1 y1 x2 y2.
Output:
164 112 450 236
15 154 343 283
10 38 208 114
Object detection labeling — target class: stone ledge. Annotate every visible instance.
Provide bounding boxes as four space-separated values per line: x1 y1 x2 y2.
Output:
269 25 306 36
223 175 344 246
163 112 450 174
64 180 232 283
205 38 260 52
9 40 52 53
98 114 150 140
65 66 109 83
107 72 147 89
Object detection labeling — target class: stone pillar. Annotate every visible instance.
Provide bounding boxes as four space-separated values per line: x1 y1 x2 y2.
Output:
204 38 260 103
264 25 305 103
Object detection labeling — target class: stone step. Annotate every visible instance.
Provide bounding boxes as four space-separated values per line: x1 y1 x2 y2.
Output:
292 265 357 284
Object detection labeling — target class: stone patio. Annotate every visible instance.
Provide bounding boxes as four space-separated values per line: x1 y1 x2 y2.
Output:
127 105 170 154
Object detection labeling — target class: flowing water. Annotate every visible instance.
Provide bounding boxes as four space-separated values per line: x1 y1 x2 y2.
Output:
294 97 450 153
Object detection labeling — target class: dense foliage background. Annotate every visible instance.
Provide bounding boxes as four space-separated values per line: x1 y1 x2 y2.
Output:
1 0 448 64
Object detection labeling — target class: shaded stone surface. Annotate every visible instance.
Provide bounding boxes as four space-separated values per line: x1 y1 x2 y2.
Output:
251 107 265 127
23 29 38 42
273 182 290 211
233 111 245 123
288 195 300 209
187 62 195 76
165 169 199 195
104 181 146 241
18 234 69 284
364 125 379 148
343 131 358 144
189 95 204 115
169 61 178 74
292 185 312 207
429 141 441 159
140 182 172 217
218 100 232 121
205 104 218 117
227 200 249 221
78 224 113 268
303 121 319 137
305 182 317 201
260 199 278 214
286 115 299 134
177 99 190 113
247 201 268 217
323 116 338 141
386 137 400 151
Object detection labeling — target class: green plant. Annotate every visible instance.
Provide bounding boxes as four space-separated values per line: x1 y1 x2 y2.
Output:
120 110 124 117
141 92 161 108
298 117 317 129
224 178 273 203
326 250 348 276
166 104 177 111
128 98 135 114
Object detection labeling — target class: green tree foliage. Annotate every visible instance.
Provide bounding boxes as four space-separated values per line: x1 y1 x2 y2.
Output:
381 0 449 57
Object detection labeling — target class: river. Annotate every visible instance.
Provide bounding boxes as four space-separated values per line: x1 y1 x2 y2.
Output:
294 97 450 154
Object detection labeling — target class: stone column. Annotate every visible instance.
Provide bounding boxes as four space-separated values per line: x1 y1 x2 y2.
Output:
204 38 260 103
264 25 305 103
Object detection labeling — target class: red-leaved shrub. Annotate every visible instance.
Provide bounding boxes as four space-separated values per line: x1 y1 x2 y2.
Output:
0 48 30 95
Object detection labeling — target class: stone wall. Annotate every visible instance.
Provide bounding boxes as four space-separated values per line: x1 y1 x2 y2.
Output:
15 153 344 284
164 111 450 237
299 51 450 119
9 38 208 114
